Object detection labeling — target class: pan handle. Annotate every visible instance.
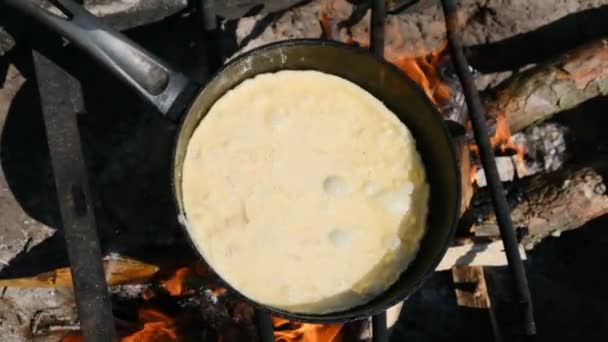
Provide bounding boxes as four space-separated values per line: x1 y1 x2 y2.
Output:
3 0 195 120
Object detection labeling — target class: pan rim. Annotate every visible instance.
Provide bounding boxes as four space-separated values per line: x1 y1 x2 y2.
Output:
171 38 461 323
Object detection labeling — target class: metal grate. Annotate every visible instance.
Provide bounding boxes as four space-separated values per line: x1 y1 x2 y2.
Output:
20 0 538 340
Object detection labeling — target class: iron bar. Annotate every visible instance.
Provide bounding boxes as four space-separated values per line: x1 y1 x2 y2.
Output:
370 2 390 341
255 308 275 342
372 312 389 342
32 47 117 341
200 0 222 75
200 0 217 31
441 0 536 336
370 0 386 58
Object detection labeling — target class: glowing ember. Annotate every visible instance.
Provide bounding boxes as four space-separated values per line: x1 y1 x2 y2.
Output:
212 287 228 297
273 316 343 342
121 309 178 342
161 267 194 296
60 309 179 342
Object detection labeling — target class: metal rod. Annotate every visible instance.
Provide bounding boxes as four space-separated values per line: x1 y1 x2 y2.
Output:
371 4 389 340
372 312 389 342
32 49 117 341
200 0 217 31
441 0 536 336
255 308 275 342
199 0 222 74
370 0 386 58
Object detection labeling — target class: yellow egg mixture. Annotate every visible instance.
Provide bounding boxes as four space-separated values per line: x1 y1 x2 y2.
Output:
181 70 428 313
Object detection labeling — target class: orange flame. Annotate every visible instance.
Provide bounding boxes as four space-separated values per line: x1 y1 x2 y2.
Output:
161 267 194 296
319 1 451 108
389 44 451 107
212 286 228 297
320 12 332 40
61 335 83 342
60 309 179 342
469 113 527 184
121 309 178 342
272 316 343 342
469 113 526 157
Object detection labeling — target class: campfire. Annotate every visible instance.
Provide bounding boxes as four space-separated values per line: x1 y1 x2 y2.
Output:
46 260 343 342
272 317 343 342
1 0 608 341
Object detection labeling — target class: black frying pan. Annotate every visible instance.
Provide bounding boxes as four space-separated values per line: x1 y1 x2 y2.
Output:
4 0 460 323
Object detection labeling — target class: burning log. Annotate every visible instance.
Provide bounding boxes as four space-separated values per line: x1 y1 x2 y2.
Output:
483 38 608 134
273 317 343 342
120 309 179 342
470 162 608 248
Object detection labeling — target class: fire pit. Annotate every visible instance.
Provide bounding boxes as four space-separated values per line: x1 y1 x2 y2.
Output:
1 0 608 341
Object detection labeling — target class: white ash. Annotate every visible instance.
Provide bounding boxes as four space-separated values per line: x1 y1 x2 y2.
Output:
204 289 220 305
0 288 76 340
110 284 151 299
475 122 568 187
512 122 569 174
103 252 123 261
475 156 516 187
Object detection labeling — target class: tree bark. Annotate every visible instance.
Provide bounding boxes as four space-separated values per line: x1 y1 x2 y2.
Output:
483 38 608 134
231 0 608 59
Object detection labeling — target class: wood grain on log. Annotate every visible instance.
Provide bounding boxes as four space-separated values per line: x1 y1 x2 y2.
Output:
483 38 608 134
472 162 608 248
451 266 490 309
0 256 159 288
451 266 501 340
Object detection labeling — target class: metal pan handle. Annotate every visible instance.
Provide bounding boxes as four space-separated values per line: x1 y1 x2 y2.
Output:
3 0 195 120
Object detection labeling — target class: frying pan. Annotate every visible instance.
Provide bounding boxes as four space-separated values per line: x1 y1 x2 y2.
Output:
4 0 460 323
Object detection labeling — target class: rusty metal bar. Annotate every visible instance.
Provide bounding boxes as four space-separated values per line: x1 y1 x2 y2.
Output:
32 47 117 341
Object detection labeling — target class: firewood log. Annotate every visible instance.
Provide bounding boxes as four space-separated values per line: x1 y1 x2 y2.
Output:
0 256 159 288
483 38 608 134
470 161 608 248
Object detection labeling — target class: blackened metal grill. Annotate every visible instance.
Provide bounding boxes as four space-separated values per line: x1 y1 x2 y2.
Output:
14 0 536 340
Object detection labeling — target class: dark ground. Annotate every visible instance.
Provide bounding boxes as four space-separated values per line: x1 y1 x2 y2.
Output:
391 214 608 342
